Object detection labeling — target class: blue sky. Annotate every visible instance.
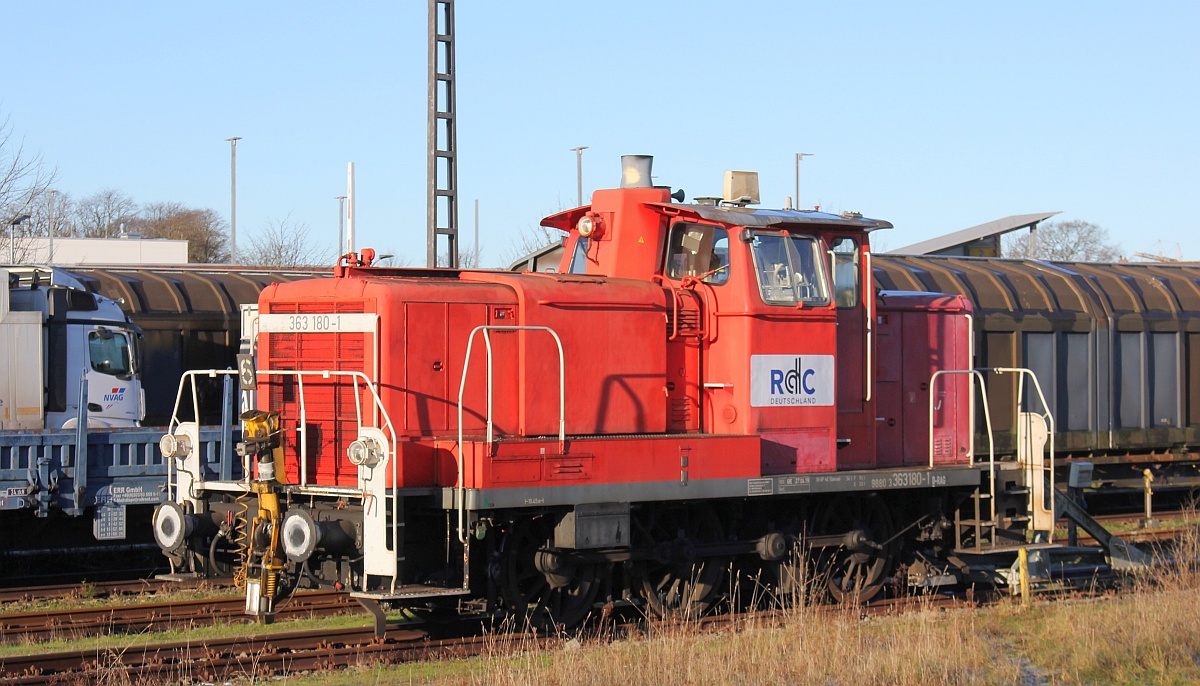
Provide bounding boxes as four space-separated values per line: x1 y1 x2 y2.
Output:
3 2 1197 265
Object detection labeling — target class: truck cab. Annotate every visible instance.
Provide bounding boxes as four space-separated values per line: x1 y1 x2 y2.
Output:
2 267 143 429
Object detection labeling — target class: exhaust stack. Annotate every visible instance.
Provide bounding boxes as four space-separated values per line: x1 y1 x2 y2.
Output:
620 155 653 188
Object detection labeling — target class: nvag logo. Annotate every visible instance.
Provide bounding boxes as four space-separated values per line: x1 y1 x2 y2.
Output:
750 355 834 408
104 387 126 402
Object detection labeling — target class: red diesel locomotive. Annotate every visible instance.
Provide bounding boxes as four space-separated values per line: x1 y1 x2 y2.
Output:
154 156 1063 631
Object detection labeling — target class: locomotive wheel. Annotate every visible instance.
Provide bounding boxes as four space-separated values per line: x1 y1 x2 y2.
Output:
765 514 813 608
499 515 600 631
815 494 895 604
771 535 814 608
634 505 728 618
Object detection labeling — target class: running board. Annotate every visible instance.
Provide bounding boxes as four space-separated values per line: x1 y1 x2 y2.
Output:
351 585 471 601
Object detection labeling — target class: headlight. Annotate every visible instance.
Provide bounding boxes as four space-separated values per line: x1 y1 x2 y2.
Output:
159 432 192 459
577 213 603 238
347 436 384 467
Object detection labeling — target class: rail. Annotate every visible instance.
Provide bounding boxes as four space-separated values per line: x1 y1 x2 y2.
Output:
455 325 565 545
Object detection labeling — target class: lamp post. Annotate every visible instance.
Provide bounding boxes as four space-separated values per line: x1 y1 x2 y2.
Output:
8 213 31 264
570 146 588 207
336 195 347 257
47 190 59 265
795 152 813 209
226 137 242 263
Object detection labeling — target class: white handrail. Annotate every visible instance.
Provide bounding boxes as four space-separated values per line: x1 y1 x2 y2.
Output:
254 369 399 484
256 368 401 566
928 365 1056 536
991 367 1056 541
165 369 239 499
166 368 398 486
455 325 565 544
929 368 995 524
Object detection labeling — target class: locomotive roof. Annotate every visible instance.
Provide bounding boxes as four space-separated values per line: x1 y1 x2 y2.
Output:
542 201 892 233
647 202 893 232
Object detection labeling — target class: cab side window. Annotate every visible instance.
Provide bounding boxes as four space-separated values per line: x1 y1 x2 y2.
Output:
568 237 590 274
666 222 729 285
749 232 829 306
830 237 860 308
89 329 132 377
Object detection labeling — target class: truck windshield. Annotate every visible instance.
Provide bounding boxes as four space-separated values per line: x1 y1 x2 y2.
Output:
750 232 829 306
89 329 133 377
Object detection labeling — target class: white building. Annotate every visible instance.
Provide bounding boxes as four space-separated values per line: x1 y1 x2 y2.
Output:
12 236 189 266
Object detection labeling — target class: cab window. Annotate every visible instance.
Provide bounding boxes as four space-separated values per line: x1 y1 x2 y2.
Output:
749 232 829 306
666 222 729 285
830 237 860 308
89 328 132 377
568 237 590 274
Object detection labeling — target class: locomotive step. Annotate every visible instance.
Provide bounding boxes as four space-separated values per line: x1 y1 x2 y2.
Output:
953 543 1106 555
352 585 470 601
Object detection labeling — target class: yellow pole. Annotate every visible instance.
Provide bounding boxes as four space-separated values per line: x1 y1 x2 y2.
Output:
1143 469 1154 525
1018 546 1031 605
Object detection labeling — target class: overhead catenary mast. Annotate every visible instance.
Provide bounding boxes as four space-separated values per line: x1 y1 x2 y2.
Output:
428 0 458 267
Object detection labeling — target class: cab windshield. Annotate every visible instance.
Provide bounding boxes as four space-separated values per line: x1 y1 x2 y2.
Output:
749 231 829 306
89 328 133 378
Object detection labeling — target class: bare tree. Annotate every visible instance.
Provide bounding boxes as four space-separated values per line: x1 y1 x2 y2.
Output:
21 189 75 249
1003 220 1123 262
74 189 138 238
134 202 230 263
439 246 484 269
0 114 57 262
242 215 326 268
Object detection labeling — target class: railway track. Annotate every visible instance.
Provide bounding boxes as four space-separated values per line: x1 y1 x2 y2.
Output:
0 595 973 684
1063 512 1198 547
0 516 1184 684
0 589 355 644
0 577 230 605
0 622 492 684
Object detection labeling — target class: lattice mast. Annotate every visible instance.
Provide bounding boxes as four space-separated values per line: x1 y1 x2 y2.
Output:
427 0 458 267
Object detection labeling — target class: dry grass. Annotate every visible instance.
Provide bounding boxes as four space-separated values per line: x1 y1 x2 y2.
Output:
288 526 1200 686
13 524 1200 684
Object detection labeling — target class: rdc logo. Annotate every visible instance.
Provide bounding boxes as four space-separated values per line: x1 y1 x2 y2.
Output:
770 357 817 396
751 354 834 408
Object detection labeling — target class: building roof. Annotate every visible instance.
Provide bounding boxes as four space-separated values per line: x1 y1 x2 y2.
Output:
887 212 1061 255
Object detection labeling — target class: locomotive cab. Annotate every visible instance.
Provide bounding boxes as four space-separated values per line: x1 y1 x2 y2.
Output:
544 157 926 475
